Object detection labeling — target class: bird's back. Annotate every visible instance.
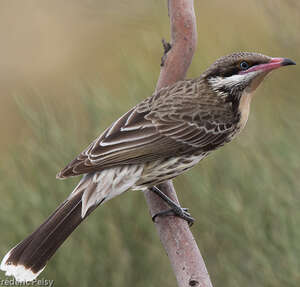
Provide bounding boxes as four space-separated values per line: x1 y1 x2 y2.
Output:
57 78 239 179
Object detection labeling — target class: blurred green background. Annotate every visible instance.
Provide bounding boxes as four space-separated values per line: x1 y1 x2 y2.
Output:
0 0 299 286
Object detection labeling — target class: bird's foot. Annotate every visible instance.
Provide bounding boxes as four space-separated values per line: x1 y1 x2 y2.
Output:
152 207 195 226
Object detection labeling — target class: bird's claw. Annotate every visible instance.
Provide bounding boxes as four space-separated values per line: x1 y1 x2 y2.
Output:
152 207 195 227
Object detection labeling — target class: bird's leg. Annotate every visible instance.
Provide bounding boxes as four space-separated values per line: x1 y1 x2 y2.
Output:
150 186 195 226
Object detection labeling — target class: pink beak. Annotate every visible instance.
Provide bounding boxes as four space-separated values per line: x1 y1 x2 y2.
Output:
240 57 296 75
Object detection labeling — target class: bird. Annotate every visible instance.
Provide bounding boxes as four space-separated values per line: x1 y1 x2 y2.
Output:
0 52 295 282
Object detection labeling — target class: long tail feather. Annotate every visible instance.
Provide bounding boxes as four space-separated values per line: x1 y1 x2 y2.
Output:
0 191 96 282
1 165 143 282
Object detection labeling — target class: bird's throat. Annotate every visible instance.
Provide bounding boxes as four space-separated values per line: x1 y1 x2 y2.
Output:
237 91 253 131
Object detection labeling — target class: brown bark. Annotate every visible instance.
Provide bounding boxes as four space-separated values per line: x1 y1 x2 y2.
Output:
144 1 213 287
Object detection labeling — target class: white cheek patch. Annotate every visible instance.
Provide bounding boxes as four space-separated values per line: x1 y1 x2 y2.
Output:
208 73 255 91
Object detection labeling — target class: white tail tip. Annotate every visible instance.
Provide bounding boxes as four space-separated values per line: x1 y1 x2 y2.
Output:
0 248 45 282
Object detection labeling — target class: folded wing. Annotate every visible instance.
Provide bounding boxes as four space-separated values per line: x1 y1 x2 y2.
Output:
57 82 235 178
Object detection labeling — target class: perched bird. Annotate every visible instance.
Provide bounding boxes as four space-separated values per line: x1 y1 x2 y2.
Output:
0 52 295 281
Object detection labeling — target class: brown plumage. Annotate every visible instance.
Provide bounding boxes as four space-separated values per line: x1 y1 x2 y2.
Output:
57 78 236 178
1 52 295 282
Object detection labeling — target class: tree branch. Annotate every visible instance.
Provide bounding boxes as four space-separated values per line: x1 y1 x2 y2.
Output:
144 1 213 286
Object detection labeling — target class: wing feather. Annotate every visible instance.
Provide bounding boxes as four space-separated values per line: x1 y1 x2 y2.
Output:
57 80 236 178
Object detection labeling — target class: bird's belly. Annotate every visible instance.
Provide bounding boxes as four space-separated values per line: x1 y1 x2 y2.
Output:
133 152 207 190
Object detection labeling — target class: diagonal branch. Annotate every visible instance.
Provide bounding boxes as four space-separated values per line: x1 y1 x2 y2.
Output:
144 1 213 286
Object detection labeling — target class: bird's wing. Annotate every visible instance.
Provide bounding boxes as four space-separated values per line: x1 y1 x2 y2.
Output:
57 81 235 178
57 106 184 178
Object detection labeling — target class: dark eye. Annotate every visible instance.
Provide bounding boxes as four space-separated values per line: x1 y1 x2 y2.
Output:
240 61 249 70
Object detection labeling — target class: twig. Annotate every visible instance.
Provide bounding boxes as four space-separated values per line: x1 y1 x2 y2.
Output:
144 1 213 286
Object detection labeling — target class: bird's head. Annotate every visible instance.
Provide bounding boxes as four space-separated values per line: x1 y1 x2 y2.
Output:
203 52 296 97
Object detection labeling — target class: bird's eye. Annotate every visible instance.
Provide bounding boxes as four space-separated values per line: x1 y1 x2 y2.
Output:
240 61 249 70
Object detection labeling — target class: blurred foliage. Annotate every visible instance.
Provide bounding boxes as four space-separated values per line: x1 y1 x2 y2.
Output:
0 0 299 286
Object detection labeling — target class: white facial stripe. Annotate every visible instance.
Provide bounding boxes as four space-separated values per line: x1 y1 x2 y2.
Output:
208 73 255 91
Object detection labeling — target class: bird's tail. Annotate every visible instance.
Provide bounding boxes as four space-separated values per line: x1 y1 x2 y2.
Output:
0 189 95 282
0 165 143 282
